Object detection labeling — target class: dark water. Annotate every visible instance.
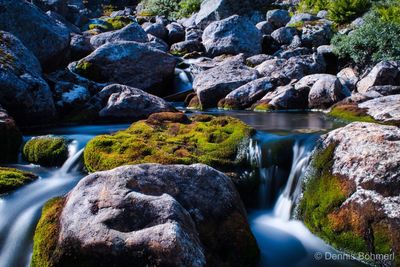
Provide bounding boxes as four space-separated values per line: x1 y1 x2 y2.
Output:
0 112 365 267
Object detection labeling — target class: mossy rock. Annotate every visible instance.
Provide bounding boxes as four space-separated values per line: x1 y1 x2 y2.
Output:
23 136 69 167
328 103 377 123
253 101 274 112
74 60 104 82
87 16 133 32
0 167 37 194
84 113 254 173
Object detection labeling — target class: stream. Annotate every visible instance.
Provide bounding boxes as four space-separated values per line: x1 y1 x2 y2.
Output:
0 110 367 267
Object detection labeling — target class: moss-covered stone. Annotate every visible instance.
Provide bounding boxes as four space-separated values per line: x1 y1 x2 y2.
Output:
104 16 133 30
328 103 377 123
23 136 69 167
84 113 254 173
0 167 37 194
74 60 104 82
253 101 274 112
31 197 64 267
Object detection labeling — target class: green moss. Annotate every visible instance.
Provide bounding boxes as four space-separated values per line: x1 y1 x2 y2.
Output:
0 167 37 194
31 197 64 267
372 223 392 255
23 137 69 167
84 113 254 173
104 16 133 30
253 102 274 112
329 104 377 123
74 61 104 82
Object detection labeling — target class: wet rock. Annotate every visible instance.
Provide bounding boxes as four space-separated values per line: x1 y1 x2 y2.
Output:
193 58 259 108
0 31 56 125
0 0 70 68
271 26 298 45
357 61 400 93
266 9 291 29
70 41 177 93
23 136 69 167
218 77 273 109
202 15 262 57
0 106 22 162
90 22 148 48
32 164 258 266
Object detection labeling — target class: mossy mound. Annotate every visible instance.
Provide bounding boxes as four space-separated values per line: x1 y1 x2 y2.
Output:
74 60 104 82
253 101 274 112
23 136 69 167
328 103 377 123
87 16 133 32
31 197 65 267
84 113 254 173
0 167 37 194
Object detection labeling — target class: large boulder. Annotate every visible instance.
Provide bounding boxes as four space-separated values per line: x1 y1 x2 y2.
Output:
0 106 22 162
357 61 400 93
193 58 260 108
195 0 271 28
90 22 148 48
266 9 291 29
0 0 70 68
32 164 259 266
202 15 262 57
0 31 56 125
301 20 333 48
70 41 177 93
299 122 400 266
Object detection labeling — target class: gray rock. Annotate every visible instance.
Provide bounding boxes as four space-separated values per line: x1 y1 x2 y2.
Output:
186 27 203 41
219 77 273 109
337 67 359 91
350 17 365 29
271 27 298 45
358 94 400 123
70 41 177 92
171 40 204 55
246 54 274 67
0 31 56 124
147 34 170 52
256 21 274 35
143 22 168 40
278 47 311 59
301 20 333 47
357 61 400 93
202 15 262 57
32 0 68 17
70 34 93 59
266 9 290 28
287 13 318 26
317 10 328 19
193 58 259 108
46 10 81 34
54 82 90 112
0 0 70 67
90 22 148 48
167 22 185 44
363 85 400 96
55 164 257 266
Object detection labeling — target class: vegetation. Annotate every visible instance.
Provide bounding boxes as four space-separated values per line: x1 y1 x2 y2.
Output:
84 113 254 173
87 16 133 31
0 167 37 194
328 103 377 123
140 0 202 19
74 60 104 82
23 137 69 167
253 102 274 112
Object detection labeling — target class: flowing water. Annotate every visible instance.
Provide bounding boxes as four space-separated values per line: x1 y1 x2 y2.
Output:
0 112 366 267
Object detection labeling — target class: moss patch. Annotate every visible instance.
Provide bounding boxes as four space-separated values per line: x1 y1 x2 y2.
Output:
74 61 104 82
31 197 65 267
253 101 274 112
84 113 254 173
104 16 133 30
0 167 37 194
23 137 69 167
329 103 377 123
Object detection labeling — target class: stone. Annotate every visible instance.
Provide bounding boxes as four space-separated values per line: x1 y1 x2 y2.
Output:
166 22 185 44
54 82 91 113
246 54 274 67
266 9 291 29
0 106 22 162
256 21 274 35
337 67 359 91
202 15 262 57
143 22 168 40
301 20 333 47
358 94 400 124
170 40 204 56
23 136 69 167
271 27 298 45
286 13 318 26
357 61 400 93
70 33 93 59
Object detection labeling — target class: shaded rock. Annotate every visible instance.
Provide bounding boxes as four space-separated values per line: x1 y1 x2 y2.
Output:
363 85 400 96
32 164 258 266
171 40 204 56
193 58 259 108
70 41 177 93
143 22 168 40
54 82 91 113
70 34 93 60
46 10 81 34
90 22 148 48
202 15 262 57
0 106 22 162
246 54 274 67
32 0 68 17
266 9 290 29
337 67 359 91
0 31 56 125
167 22 185 44
147 34 170 52
256 21 274 35
23 136 69 167
218 77 273 109
357 61 400 93
0 0 70 67
271 26 298 45
301 20 333 47
186 27 203 41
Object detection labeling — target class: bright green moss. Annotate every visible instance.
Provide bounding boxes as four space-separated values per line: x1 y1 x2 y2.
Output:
23 137 69 167
329 104 377 123
74 61 104 82
84 113 254 173
31 197 64 267
0 167 37 194
105 16 133 30
253 102 274 112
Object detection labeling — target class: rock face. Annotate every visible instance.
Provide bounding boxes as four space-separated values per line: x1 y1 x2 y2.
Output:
0 0 70 67
0 31 56 125
358 94 400 124
193 58 259 108
82 84 175 121
0 106 22 162
32 164 259 266
202 15 262 57
71 41 177 93
300 122 400 266
357 61 400 93
90 22 148 48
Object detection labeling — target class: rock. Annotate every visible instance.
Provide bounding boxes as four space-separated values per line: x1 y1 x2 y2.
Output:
253 82 309 111
46 10 81 34
144 22 168 40
23 136 69 167
32 164 259 266
246 54 274 67
278 47 311 59
80 84 175 122
358 94 400 124
218 77 273 109
167 22 185 44
32 0 68 17
0 167 37 194
195 0 272 28
54 82 91 113
147 34 170 52
0 106 22 162
337 67 359 91
171 40 204 56
266 9 291 29
317 10 328 19
193 58 260 108
286 13 318 26
0 31 56 125
350 17 365 29
357 61 400 93
90 22 148 48
271 27 298 45
186 27 203 41
202 15 262 57
70 41 177 93
362 85 400 96
70 33 93 59
0 0 70 68
256 21 274 35
301 20 333 47
300 122 400 266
